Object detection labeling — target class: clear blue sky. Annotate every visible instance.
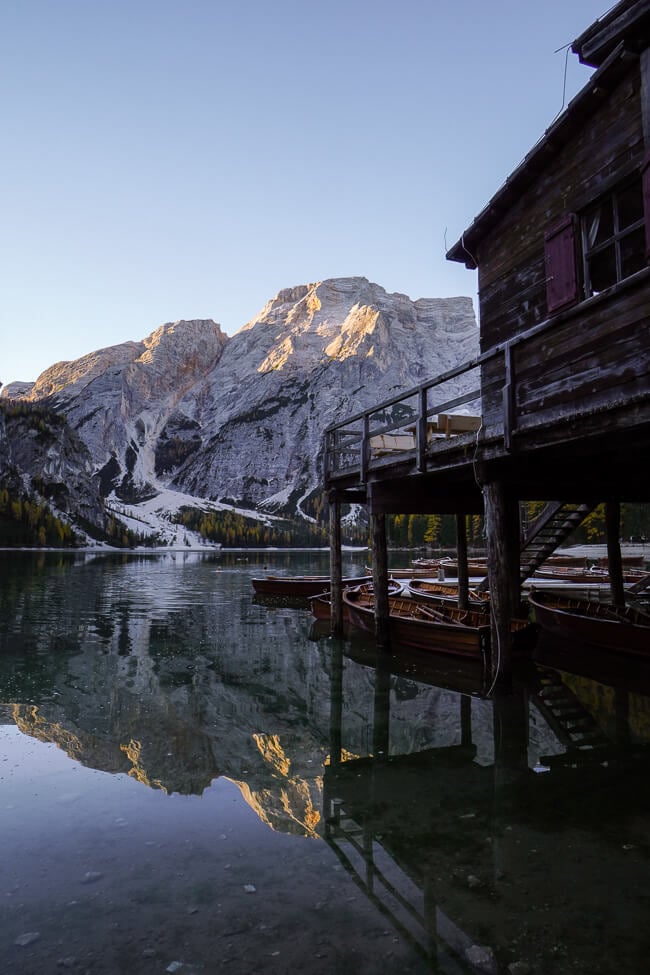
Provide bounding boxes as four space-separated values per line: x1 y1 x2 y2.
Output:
1 0 610 384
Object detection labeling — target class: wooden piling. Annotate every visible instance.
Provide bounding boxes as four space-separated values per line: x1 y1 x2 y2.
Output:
370 512 390 646
483 480 521 684
606 500 626 607
329 494 343 637
456 513 470 610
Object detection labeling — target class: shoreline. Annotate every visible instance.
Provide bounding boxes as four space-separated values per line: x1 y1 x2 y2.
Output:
1 543 648 557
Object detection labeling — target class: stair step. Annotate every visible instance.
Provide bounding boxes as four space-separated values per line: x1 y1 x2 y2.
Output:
572 733 606 745
539 688 571 700
520 502 596 580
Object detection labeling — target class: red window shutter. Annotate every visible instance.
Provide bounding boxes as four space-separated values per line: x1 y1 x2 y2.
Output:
544 214 578 313
642 151 650 260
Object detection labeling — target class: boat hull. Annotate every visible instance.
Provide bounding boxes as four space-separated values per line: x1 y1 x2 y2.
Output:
528 591 650 654
252 574 371 598
343 590 490 658
309 580 402 621
407 579 490 611
532 566 647 584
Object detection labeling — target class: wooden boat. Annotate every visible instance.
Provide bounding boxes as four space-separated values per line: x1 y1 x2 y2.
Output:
412 556 489 577
596 554 646 568
532 565 649 584
251 574 371 598
528 590 650 655
310 579 403 621
532 565 610 583
540 553 644 568
342 586 534 658
406 578 490 610
542 554 592 567
343 588 489 657
410 557 443 571
365 566 426 579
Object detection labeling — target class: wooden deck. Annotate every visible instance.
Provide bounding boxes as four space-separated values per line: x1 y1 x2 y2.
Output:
324 279 650 516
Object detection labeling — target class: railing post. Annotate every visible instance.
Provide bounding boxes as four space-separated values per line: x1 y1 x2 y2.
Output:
324 430 332 480
416 387 427 472
503 342 515 452
323 351 484 487
360 414 370 483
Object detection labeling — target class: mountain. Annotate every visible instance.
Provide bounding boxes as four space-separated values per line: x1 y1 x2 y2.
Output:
1 277 478 542
0 399 106 534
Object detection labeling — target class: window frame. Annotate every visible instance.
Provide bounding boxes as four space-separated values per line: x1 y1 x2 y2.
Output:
544 159 650 316
580 173 646 298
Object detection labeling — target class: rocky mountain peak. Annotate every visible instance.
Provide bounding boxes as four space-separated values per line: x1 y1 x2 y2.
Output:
1 279 478 538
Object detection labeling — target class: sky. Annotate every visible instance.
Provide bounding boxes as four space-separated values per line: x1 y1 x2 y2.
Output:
1 0 612 385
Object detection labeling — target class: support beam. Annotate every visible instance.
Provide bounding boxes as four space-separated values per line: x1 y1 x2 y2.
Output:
606 500 626 607
456 513 470 610
370 512 390 647
368 478 483 515
483 480 521 684
329 495 343 637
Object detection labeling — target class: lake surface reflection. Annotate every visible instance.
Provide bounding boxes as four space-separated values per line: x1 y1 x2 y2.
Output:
1 550 649 975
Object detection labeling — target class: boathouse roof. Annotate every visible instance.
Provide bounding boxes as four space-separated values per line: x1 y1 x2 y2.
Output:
446 0 650 269
573 0 650 67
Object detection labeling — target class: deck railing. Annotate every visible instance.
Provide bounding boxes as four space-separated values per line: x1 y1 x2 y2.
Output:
324 354 486 483
323 277 649 486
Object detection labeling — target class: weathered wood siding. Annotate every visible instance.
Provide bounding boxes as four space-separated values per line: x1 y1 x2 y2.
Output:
477 63 647 432
511 270 650 436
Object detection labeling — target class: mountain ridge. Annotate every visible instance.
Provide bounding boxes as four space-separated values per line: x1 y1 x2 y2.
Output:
1 277 478 543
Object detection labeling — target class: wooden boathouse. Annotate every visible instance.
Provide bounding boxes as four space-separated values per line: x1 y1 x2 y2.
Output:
322 0 650 679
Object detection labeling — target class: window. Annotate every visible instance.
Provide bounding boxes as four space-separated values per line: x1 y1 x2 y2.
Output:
581 175 646 296
544 167 650 314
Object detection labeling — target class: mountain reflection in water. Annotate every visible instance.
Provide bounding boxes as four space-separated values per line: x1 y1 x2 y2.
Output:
1 550 649 975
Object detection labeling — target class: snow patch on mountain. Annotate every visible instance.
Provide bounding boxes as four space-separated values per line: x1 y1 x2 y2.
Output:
3 278 478 530
104 487 283 549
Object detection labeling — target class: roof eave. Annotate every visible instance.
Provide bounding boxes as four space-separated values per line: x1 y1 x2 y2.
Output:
446 43 635 268
572 0 650 67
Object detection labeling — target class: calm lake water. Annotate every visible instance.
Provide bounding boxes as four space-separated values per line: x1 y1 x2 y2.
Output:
1 549 649 975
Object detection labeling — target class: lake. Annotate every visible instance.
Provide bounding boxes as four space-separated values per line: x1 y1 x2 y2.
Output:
1 549 649 975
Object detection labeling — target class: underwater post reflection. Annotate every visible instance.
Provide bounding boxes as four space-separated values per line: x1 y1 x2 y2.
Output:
322 634 650 975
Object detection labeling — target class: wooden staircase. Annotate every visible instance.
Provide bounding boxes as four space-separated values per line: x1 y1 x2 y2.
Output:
476 501 596 589
519 502 596 583
532 669 612 765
